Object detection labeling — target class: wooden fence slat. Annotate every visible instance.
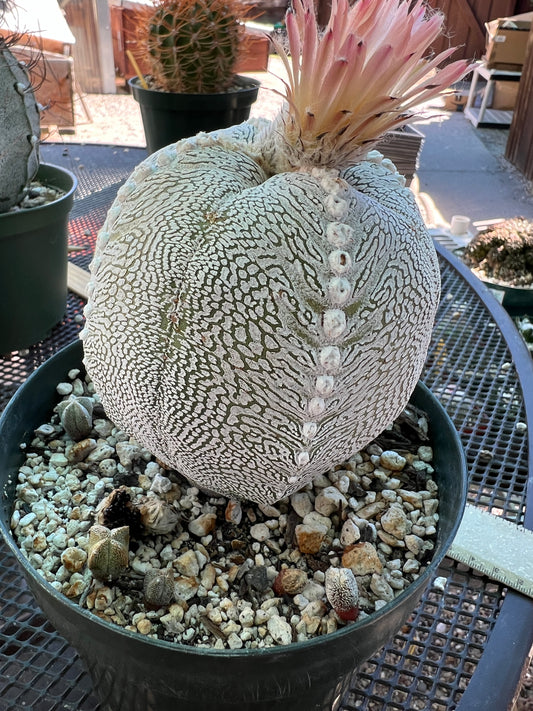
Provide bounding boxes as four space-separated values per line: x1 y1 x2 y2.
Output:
425 0 517 62
505 25 533 180
456 0 486 46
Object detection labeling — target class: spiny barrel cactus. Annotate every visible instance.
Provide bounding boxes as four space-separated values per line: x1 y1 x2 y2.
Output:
138 0 250 93
83 0 470 504
0 41 40 212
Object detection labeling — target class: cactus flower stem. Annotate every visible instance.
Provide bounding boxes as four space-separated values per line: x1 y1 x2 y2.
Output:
83 0 472 504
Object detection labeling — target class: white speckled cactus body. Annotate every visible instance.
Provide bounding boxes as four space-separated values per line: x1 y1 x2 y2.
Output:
83 0 470 504
0 42 40 212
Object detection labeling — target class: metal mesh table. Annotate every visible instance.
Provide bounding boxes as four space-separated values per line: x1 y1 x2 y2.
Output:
1 143 533 711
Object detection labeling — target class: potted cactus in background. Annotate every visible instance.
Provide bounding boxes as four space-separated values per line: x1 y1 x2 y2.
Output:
0 1 471 709
129 0 260 153
461 217 533 315
0 28 77 353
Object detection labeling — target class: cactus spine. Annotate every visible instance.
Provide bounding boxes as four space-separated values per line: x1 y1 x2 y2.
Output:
139 0 248 93
0 41 40 213
83 0 471 504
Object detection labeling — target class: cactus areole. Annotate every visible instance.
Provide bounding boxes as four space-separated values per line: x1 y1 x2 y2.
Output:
83 0 470 504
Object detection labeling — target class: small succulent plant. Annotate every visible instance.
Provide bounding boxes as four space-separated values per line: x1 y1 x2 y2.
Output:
135 0 253 93
56 396 94 440
0 32 40 212
87 525 130 582
143 566 176 607
83 0 471 504
325 567 360 622
462 217 533 287
138 495 181 534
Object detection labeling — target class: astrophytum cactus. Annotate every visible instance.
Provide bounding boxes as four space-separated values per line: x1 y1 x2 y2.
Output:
83 0 471 504
0 41 40 212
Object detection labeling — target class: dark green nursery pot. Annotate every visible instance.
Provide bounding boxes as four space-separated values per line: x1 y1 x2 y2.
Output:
0 340 467 711
0 163 77 354
129 75 260 154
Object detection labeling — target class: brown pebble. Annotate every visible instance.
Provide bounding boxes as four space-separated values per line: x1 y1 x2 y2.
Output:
341 542 383 576
225 500 242 525
294 523 327 555
188 512 217 537
273 568 308 596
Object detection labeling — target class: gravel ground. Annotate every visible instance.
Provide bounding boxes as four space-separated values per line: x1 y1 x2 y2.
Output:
41 57 533 710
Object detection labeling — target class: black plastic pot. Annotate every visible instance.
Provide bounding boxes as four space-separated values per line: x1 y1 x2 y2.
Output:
0 340 467 711
0 164 77 354
129 75 260 153
480 277 533 317
456 249 533 318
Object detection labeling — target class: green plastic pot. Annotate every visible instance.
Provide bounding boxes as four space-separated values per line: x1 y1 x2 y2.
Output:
0 340 467 711
129 75 260 154
0 163 77 354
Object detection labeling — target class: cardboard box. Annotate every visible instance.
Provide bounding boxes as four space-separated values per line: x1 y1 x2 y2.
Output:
490 80 519 110
485 11 532 70
443 90 468 112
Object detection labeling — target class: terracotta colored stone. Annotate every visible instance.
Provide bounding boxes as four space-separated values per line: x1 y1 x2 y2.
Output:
294 523 326 554
341 542 383 575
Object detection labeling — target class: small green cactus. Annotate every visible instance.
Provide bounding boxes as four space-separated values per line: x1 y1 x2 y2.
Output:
138 0 250 93
0 40 40 213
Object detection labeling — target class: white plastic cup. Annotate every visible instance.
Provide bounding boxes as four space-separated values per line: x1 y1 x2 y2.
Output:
450 215 471 236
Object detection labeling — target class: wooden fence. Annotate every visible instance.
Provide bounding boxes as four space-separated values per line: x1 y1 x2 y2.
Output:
424 0 530 63
506 24 533 180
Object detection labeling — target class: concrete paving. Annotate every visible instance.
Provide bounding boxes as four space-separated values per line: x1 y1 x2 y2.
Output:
413 108 533 228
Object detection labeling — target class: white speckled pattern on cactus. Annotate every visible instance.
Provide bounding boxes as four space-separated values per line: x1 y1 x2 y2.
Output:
83 123 439 504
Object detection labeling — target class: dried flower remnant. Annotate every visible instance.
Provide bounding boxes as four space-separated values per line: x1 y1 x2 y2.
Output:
138 495 180 535
88 525 130 582
96 486 143 536
325 567 360 622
